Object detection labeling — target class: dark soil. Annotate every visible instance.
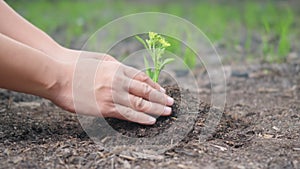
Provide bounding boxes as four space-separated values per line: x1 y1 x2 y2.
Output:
105 86 206 138
0 63 300 169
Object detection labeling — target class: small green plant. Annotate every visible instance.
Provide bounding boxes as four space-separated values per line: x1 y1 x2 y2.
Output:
261 17 274 62
277 8 293 61
136 32 174 82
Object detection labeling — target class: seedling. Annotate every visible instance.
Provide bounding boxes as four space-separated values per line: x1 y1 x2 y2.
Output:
261 17 274 62
136 32 174 82
277 8 293 61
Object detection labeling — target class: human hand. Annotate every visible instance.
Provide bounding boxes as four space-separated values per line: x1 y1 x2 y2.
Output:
51 51 174 125
0 1 173 125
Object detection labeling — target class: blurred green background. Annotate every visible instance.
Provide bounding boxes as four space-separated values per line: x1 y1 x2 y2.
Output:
6 0 300 63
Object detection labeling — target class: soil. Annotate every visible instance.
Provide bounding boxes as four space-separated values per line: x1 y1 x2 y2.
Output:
105 86 206 138
0 63 300 169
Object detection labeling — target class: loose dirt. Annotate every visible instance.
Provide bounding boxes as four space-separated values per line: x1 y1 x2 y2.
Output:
0 63 299 169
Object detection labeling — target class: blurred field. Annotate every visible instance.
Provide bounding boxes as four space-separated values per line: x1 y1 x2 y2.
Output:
6 0 300 63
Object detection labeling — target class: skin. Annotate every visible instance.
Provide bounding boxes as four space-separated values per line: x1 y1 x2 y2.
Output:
0 1 174 125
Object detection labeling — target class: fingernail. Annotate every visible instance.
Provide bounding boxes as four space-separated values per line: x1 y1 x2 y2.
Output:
148 116 156 124
167 96 174 105
164 106 172 115
160 87 166 93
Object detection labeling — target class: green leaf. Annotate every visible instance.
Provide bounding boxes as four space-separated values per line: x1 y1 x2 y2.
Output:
135 35 148 50
184 48 196 69
144 55 153 78
159 58 174 71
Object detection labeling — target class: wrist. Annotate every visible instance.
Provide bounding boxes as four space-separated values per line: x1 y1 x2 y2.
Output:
38 58 67 100
44 49 77 112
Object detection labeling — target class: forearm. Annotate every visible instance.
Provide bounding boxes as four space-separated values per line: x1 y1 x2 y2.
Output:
0 1 65 57
0 33 62 99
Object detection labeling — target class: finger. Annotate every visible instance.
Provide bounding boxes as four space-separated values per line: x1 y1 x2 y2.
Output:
113 104 157 125
128 79 174 106
124 66 165 93
80 51 118 62
101 54 118 61
114 93 172 116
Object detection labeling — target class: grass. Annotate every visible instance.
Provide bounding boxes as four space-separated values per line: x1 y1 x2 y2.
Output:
258 2 294 62
6 0 299 63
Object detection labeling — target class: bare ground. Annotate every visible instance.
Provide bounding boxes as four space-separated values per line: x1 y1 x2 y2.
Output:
0 62 299 169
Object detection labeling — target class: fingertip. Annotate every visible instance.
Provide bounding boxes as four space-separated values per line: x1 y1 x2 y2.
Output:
148 116 156 124
163 106 172 115
167 96 174 106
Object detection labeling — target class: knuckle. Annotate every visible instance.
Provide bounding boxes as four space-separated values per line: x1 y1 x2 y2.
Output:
138 72 149 82
133 97 147 111
122 108 133 119
142 84 152 98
